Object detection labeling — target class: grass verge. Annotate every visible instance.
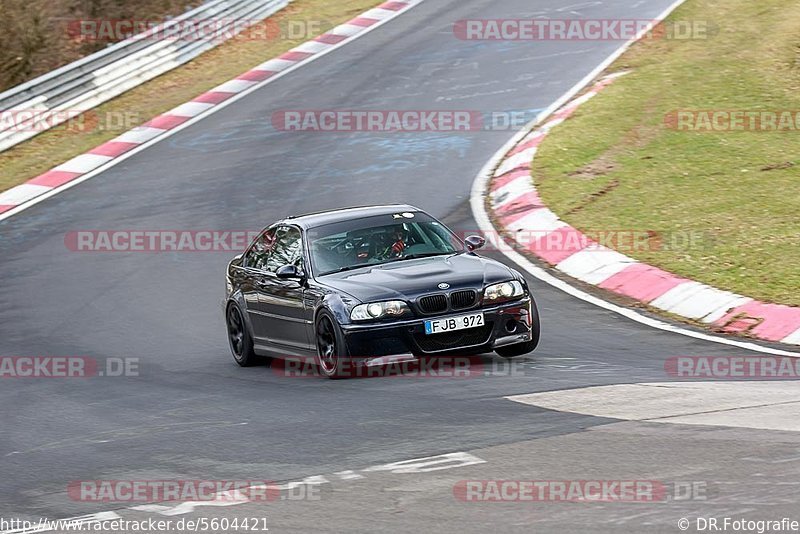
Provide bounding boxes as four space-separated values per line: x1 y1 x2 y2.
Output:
0 0 380 193
531 0 800 306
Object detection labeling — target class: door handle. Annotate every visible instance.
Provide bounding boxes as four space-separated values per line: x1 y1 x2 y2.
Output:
256 278 270 288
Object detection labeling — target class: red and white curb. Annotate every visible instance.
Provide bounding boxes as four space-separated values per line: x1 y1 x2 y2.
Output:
0 0 420 219
486 73 800 347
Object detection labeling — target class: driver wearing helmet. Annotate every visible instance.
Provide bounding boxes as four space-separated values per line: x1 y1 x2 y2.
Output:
378 224 409 259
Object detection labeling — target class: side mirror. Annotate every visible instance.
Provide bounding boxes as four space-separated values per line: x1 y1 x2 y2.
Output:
276 264 302 279
464 235 486 252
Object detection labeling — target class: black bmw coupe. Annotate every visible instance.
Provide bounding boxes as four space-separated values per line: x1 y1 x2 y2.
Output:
224 205 539 377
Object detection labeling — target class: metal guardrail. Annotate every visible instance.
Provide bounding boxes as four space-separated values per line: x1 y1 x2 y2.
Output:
0 0 289 152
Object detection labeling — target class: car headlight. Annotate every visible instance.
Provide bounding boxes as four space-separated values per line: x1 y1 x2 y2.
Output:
484 280 525 302
350 300 411 321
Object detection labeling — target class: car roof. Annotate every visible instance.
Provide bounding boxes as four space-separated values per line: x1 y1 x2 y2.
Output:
279 204 424 229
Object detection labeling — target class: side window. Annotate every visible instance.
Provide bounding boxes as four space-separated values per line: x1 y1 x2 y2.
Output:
265 226 303 273
243 228 277 270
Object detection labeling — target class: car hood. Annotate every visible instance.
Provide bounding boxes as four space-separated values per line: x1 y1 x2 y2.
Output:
317 254 516 302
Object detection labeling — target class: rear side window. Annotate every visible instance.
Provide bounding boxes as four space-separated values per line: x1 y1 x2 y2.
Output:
243 228 276 270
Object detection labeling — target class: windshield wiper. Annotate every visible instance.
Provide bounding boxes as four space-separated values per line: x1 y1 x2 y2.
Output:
319 264 372 276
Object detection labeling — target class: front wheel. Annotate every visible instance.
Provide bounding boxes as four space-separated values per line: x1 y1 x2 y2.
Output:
315 310 350 379
495 299 541 358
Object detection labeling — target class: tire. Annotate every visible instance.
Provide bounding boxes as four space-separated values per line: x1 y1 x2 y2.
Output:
226 303 259 367
314 310 350 379
495 299 541 358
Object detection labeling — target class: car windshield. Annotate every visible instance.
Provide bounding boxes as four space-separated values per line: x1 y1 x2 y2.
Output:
309 212 463 275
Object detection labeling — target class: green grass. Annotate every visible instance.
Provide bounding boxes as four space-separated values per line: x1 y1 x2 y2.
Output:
0 0 380 192
532 0 800 306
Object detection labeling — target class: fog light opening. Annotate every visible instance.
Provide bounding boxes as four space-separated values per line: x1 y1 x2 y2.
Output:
505 319 518 333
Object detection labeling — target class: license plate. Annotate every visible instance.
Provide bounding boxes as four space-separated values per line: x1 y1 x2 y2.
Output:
424 312 484 335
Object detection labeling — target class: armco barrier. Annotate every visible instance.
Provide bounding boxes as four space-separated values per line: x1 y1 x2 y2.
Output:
0 0 289 153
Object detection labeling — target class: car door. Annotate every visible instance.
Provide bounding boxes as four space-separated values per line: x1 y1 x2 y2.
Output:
257 225 314 352
239 227 277 343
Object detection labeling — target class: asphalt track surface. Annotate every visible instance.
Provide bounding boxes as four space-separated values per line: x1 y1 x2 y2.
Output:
1 0 797 532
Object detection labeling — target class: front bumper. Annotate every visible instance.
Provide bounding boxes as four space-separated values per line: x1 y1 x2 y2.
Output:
340 297 533 360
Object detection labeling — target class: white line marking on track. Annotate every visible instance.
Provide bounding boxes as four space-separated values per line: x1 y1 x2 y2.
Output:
334 470 365 480
103 451 484 519
129 499 247 516
362 452 486 474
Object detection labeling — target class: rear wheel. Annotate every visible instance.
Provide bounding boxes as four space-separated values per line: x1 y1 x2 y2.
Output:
226 304 259 367
496 299 541 358
315 311 349 379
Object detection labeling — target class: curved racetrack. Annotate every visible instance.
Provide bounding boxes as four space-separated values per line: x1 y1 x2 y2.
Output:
2 1 798 532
